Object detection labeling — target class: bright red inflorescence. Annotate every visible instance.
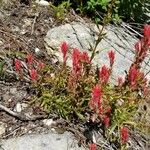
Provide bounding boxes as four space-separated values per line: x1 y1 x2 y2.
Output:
72 48 82 75
144 25 150 38
61 42 69 63
89 143 97 150
81 51 91 64
128 65 140 88
103 116 110 128
144 25 150 47
89 84 103 112
120 127 129 144
99 65 110 84
15 59 21 72
108 50 115 67
27 53 34 65
30 69 38 81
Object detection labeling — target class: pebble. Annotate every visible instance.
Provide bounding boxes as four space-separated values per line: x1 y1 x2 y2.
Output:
42 119 55 126
14 103 22 113
35 0 50 6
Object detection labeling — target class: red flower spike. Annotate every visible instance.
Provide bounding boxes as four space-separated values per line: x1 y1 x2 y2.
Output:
30 69 38 81
99 106 103 115
99 65 110 84
15 59 21 72
89 143 96 150
89 85 103 112
118 77 124 87
72 48 82 75
81 52 90 64
27 53 33 65
120 127 129 144
108 50 115 67
38 61 45 70
61 42 69 63
144 25 150 38
103 116 110 128
128 65 139 88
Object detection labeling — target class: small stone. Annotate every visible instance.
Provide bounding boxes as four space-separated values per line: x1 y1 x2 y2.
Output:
117 99 124 106
21 103 28 109
0 122 6 136
10 87 17 94
43 119 55 126
14 103 22 113
34 48 46 58
0 40 3 46
35 0 50 6
23 18 32 27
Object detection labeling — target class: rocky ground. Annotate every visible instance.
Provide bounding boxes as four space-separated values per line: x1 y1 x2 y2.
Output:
0 0 150 150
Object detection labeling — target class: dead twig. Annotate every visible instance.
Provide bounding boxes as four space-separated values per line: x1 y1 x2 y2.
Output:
0 103 47 121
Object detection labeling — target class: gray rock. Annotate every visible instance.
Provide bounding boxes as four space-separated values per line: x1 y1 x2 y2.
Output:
0 131 85 150
44 22 150 81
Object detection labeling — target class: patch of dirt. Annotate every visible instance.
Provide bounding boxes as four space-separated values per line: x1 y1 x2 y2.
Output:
0 0 85 140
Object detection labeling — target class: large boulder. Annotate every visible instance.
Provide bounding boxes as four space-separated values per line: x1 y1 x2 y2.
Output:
44 22 150 81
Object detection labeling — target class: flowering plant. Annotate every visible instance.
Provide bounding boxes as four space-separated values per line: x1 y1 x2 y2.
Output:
13 25 150 149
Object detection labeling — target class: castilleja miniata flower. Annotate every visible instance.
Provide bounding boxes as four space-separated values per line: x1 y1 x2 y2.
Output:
81 51 90 64
143 25 150 38
27 53 34 65
89 84 103 112
14 59 21 72
103 116 110 128
61 42 69 64
30 69 38 81
120 127 129 144
72 48 82 75
128 65 139 88
99 65 110 84
108 50 115 67
89 143 96 150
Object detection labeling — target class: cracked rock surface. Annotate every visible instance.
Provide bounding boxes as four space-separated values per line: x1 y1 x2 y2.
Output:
0 131 85 150
44 22 150 81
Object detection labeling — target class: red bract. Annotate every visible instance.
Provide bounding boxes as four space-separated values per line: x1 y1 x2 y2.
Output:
144 25 150 38
128 65 139 88
120 127 129 144
30 69 38 81
61 42 68 63
81 52 90 64
72 48 82 75
15 59 21 72
89 85 103 112
108 50 115 67
99 65 110 84
103 116 110 128
27 53 33 65
89 143 96 150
